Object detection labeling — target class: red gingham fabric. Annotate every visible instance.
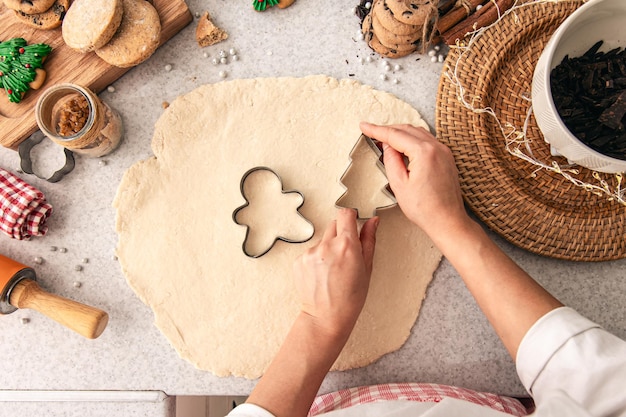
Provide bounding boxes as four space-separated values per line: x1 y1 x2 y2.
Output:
0 168 53 240
308 383 529 416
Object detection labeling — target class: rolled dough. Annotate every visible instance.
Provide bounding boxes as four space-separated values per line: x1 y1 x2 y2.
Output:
114 75 442 378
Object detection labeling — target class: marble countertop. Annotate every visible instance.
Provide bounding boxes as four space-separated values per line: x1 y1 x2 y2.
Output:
1 0 625 399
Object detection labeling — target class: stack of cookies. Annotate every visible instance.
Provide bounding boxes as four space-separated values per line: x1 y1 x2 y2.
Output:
362 0 437 58
61 0 162 68
5 0 72 30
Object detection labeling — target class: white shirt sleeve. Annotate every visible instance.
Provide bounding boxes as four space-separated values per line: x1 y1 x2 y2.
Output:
226 403 275 417
516 306 626 417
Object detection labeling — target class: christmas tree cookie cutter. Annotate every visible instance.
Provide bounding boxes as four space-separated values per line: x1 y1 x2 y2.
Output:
335 134 397 219
232 166 315 258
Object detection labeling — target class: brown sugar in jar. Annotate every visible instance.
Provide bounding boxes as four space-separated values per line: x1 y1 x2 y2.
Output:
36 83 123 157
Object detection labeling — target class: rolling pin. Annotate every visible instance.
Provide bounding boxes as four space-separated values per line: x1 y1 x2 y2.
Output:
0 254 108 339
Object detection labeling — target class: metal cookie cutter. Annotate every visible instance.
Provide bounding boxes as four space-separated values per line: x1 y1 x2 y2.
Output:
18 131 75 183
335 134 397 219
232 166 315 258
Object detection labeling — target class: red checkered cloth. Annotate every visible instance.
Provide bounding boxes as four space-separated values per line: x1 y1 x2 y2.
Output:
308 383 529 416
0 168 53 240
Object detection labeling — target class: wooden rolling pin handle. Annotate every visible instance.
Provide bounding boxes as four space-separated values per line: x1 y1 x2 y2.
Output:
9 279 109 339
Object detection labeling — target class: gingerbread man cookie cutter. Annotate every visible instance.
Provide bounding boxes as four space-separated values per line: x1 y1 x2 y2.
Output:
232 166 315 258
335 134 397 219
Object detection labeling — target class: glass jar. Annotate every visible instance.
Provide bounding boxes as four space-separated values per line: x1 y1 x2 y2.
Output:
35 83 123 158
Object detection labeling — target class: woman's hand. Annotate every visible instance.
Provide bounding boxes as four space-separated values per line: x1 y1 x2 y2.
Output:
360 122 469 237
294 208 378 339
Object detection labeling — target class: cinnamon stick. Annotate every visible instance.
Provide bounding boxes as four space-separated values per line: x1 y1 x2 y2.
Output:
437 0 489 34
442 0 514 45
438 0 458 15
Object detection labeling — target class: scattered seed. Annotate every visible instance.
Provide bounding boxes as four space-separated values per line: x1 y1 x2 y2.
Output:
73 281 82 288
74 265 83 272
50 246 57 252
98 160 107 167
33 256 43 265
107 85 115 93
82 258 89 264
21 318 30 325
164 64 173 72
59 247 67 253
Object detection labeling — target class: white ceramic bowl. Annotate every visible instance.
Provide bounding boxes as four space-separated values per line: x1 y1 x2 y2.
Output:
532 0 626 173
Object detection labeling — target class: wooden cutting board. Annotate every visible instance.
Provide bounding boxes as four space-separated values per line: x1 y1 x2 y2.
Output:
0 0 192 150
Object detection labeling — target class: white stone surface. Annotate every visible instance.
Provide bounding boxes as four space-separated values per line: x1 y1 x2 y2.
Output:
0 0 625 404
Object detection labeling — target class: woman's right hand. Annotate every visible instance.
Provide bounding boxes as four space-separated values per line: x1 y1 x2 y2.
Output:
360 122 470 237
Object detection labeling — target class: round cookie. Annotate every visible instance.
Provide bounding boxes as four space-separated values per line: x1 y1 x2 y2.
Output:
368 31 417 58
13 0 71 30
371 0 422 36
372 12 421 49
385 0 436 26
95 0 161 68
62 0 123 52
4 0 56 14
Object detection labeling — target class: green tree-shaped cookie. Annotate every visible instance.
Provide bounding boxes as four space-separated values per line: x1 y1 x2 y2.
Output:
253 0 279 11
0 38 52 103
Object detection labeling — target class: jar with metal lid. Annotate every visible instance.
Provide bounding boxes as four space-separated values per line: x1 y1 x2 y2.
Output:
35 83 123 158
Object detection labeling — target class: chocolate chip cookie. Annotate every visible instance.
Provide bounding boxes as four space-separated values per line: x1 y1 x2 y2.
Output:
13 0 70 30
372 0 422 36
385 0 436 26
4 0 56 14
372 12 421 49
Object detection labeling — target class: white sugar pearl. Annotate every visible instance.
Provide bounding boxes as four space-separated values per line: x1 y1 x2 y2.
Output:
359 57 364 64
232 54 239 61
380 74 388 81
164 64 172 72
438 54 445 63
73 281 82 288
33 257 43 264
357 32 364 41
98 160 107 166
82 258 89 264
434 45 441 52
431 56 438 63
365 56 372 63
203 52 209 58
219 70 227 78
211 58 219 65
365 1 371 8
194 11 200 18
59 247 67 253
384 65 391 72
381 59 389 67
107 85 115 93
428 50 436 57
393 78 399 84
229 48 237 55
394 64 401 71
220 57 227 64
476 4 483 10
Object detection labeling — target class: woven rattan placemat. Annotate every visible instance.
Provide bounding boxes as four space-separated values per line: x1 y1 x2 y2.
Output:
436 0 626 261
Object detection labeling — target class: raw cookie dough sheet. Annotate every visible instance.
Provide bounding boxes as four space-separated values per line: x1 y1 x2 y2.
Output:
114 75 442 378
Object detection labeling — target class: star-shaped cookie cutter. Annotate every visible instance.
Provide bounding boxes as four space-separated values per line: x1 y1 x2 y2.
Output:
335 134 397 219
232 166 315 258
